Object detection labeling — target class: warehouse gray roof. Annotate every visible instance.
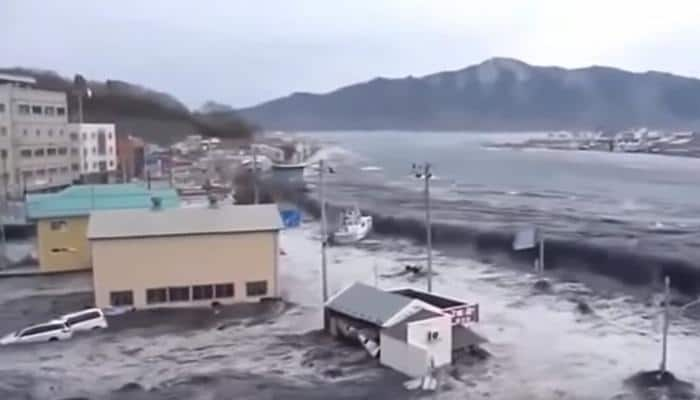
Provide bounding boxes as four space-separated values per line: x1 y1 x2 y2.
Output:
325 282 413 326
88 204 283 239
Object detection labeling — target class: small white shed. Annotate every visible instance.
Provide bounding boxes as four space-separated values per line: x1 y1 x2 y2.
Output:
380 309 453 377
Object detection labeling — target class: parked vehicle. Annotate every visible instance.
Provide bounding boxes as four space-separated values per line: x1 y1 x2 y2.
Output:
0 322 72 345
57 308 108 332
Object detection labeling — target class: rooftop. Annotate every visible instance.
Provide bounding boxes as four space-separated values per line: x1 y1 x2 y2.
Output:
325 282 413 326
88 203 283 240
390 288 465 309
0 73 36 85
382 309 445 341
26 184 180 219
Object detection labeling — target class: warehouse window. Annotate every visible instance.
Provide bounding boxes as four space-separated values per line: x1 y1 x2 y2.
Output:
246 281 268 297
50 220 67 231
193 285 214 300
146 288 168 304
110 291 133 306
47 148 57 156
168 286 190 302
34 148 44 157
56 107 65 116
31 105 42 115
214 283 234 298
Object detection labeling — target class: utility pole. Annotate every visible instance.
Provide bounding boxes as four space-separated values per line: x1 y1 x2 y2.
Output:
538 231 545 275
77 94 83 124
168 147 174 188
252 144 259 204
412 163 433 292
320 158 328 302
0 154 7 270
660 275 670 374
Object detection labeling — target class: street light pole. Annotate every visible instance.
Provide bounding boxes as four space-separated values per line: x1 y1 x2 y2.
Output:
319 159 328 302
413 163 433 293
660 275 670 374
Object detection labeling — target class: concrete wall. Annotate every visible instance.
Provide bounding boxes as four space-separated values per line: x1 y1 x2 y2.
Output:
91 231 279 308
379 331 429 378
37 216 91 272
406 315 452 367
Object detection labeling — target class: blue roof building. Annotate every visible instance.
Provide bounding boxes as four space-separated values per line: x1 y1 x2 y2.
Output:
26 184 180 219
25 184 180 273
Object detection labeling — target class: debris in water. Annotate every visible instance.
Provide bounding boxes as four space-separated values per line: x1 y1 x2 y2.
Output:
625 370 695 398
322 368 344 378
576 300 593 315
533 279 552 292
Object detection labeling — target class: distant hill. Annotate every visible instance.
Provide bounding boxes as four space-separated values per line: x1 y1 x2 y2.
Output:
0 67 254 144
237 58 700 131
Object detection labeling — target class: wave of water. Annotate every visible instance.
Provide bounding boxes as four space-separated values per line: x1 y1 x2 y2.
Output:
279 134 700 297
284 190 700 297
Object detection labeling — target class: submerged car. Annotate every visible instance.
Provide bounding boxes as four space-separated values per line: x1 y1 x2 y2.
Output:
57 308 108 332
0 322 72 345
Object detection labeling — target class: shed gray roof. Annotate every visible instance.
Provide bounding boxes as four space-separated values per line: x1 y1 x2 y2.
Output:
382 309 444 341
88 204 283 239
325 282 413 326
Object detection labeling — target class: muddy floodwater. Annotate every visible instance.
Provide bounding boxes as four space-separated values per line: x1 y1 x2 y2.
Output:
0 224 699 399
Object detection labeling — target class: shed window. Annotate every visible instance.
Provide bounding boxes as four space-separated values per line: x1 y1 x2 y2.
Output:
246 281 268 297
168 286 190 302
110 291 133 306
146 288 168 304
214 283 234 298
50 220 67 231
193 285 214 300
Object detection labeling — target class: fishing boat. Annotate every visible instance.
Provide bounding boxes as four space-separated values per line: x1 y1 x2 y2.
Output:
332 206 372 244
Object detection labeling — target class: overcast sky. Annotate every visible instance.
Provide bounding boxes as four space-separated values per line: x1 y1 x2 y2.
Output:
3 1 699 109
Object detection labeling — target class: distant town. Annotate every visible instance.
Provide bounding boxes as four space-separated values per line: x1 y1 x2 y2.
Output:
486 129 700 158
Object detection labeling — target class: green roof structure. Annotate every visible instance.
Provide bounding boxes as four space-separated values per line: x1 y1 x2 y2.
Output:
26 184 180 220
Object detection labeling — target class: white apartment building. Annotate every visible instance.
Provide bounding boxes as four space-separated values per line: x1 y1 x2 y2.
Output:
0 73 77 196
67 123 117 176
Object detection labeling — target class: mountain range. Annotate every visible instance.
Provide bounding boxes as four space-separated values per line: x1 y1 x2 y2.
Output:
0 68 254 144
238 58 700 131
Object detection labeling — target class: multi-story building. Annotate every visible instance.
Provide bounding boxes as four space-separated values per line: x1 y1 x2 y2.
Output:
67 123 118 181
0 73 77 196
116 134 145 182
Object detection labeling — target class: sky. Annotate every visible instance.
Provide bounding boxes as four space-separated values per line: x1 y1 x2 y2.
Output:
3 0 699 109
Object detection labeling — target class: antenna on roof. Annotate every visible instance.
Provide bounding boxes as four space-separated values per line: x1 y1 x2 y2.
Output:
208 193 219 208
151 196 162 211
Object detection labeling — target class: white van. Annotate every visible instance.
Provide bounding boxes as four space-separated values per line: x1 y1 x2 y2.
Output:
58 308 108 332
0 322 72 345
